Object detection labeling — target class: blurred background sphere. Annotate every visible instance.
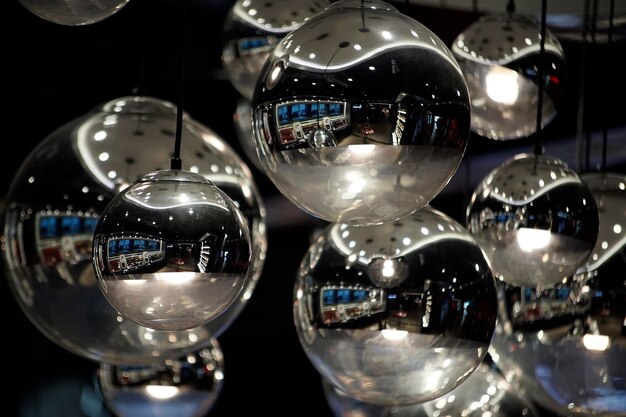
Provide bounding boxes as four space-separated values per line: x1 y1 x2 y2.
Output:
490 258 626 416
252 0 470 225
233 96 264 172
221 0 330 101
1 95 266 364
98 340 224 417
293 205 498 406
467 153 599 288
451 12 567 140
92 169 252 331
18 0 130 26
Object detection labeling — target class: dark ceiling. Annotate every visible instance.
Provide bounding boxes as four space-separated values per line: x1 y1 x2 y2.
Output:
2 1 625 416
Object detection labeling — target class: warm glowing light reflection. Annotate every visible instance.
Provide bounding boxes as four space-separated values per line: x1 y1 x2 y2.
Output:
582 334 610 351
516 228 551 252
381 329 408 341
145 385 179 399
485 66 519 105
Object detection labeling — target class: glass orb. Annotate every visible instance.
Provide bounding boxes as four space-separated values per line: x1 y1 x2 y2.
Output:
293 205 498 406
221 0 331 100
18 0 130 26
1 95 266 364
451 13 567 140
490 265 626 416
252 0 471 225
98 340 224 417
578 172 626 274
467 153 599 288
92 169 251 331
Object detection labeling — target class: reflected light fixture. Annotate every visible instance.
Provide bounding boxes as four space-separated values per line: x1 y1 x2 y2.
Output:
451 0 566 140
98 340 224 417
18 0 130 26
293 205 498 406
221 0 331 101
252 0 471 225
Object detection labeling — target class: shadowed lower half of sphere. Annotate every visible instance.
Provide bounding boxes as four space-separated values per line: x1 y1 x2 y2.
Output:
467 154 599 287
93 170 252 331
293 207 498 406
98 341 224 417
18 0 130 25
252 2 470 224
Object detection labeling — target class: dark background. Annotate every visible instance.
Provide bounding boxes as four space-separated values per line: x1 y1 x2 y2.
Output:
2 0 626 416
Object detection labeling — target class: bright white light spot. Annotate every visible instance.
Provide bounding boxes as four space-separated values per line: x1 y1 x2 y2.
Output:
381 30 392 40
382 259 395 277
582 334 610 351
369 66 376 71
178 193 190 203
525 38 532 45
99 152 109 162
145 385 179 400
309 53 316 59
108 170 117 179
354 44 362 51
381 329 408 340
403 237 411 245
614 224 622 234
248 8 257 16
517 228 551 252
485 66 519 105
94 130 107 141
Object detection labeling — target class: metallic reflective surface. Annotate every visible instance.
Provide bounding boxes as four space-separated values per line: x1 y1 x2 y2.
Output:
451 13 566 140
490 264 626 415
294 206 498 406
467 153 599 288
18 0 129 26
99 341 224 417
578 172 626 274
323 362 540 417
1 95 266 364
252 0 470 225
93 169 252 331
221 0 330 100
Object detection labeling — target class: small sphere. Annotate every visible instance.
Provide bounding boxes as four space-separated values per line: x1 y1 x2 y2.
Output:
294 206 498 406
451 13 567 140
93 169 251 331
221 0 331 100
18 0 129 26
98 340 224 417
467 153 599 287
252 0 470 225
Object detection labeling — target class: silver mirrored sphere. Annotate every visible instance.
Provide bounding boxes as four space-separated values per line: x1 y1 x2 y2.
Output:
234 97 265 172
99 340 224 417
18 0 130 26
1 95 266 364
451 13 566 140
578 172 626 274
93 169 252 331
467 153 599 288
293 206 498 406
221 0 331 100
490 265 626 415
252 0 471 225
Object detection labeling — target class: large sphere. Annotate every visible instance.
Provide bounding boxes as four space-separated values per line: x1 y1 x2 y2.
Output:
1 95 266 364
18 0 129 26
578 172 626 274
451 13 566 140
252 0 470 225
98 340 224 417
467 153 599 288
221 0 330 100
293 206 498 406
490 259 626 415
92 169 252 331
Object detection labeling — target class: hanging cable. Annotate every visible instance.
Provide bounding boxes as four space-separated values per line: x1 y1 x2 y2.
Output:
575 0 590 172
533 0 547 156
171 0 187 170
506 0 515 14
585 0 599 172
601 0 614 171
